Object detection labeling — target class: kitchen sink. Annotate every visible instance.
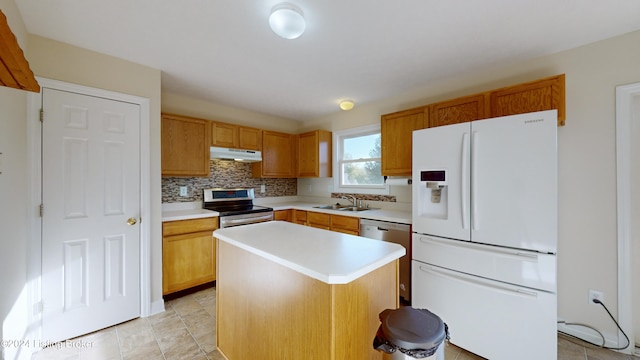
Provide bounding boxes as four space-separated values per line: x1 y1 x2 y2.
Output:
313 204 379 212
313 203 347 210
337 206 377 212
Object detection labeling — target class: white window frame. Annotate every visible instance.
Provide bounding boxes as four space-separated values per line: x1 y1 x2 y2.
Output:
332 124 389 195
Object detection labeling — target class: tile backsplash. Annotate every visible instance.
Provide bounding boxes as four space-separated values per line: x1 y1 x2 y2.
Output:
162 160 297 203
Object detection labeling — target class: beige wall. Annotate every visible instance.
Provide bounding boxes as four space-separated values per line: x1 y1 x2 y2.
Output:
162 92 301 133
27 35 164 310
307 30 640 340
0 0 31 357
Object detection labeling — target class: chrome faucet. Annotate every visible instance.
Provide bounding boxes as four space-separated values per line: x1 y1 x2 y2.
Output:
341 195 357 206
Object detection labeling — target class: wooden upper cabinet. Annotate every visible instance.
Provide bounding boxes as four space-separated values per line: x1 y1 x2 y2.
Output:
211 122 238 148
211 121 262 151
252 130 296 178
381 106 427 176
238 126 262 151
430 93 490 127
0 10 39 93
161 113 210 177
297 130 332 178
490 74 566 125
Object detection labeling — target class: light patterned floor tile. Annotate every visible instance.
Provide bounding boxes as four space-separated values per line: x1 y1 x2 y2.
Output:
30 285 638 360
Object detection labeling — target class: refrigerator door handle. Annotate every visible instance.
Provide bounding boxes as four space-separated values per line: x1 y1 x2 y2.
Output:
417 235 541 261
417 264 540 299
461 132 470 230
471 130 479 231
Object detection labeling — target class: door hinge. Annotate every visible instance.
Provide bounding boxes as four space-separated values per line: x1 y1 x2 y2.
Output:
33 301 43 315
39 109 44 122
39 204 43 217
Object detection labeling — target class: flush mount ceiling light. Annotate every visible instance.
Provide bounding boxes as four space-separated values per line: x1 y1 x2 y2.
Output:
339 100 355 111
269 3 306 39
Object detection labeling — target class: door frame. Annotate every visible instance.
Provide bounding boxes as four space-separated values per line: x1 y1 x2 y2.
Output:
26 77 152 338
615 81 638 355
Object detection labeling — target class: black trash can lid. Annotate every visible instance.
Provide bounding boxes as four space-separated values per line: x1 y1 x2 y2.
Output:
379 307 446 351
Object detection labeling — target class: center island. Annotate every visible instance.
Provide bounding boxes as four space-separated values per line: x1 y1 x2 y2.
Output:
213 220 405 360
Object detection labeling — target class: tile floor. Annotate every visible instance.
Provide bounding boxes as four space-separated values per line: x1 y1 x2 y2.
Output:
31 285 637 360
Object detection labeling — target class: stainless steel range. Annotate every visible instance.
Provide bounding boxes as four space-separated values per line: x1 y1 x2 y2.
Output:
203 188 273 228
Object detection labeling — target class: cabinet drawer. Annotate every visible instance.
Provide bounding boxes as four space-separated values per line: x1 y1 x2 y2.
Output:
162 217 218 236
412 261 556 360
412 234 556 292
308 212 330 229
330 215 359 233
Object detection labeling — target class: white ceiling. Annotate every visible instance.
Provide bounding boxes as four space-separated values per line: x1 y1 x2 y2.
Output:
15 0 640 122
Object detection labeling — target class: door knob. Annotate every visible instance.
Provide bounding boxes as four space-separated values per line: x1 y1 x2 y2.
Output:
127 217 137 226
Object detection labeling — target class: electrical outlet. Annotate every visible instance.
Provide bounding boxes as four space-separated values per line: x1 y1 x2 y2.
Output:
588 289 604 304
260 184 266 193
179 186 188 197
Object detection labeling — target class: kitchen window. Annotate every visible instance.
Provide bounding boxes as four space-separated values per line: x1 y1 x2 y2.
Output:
333 124 388 195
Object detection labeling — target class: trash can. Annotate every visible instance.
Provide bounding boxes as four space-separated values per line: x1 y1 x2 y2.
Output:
373 307 448 359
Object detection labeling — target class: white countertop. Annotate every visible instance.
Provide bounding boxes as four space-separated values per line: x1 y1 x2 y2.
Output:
261 201 412 224
214 221 405 284
161 201 218 221
162 199 412 224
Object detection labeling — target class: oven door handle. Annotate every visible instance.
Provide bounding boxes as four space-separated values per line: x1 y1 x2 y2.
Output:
221 213 273 227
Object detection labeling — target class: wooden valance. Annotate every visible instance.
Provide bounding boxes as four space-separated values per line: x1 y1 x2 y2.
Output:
0 10 39 92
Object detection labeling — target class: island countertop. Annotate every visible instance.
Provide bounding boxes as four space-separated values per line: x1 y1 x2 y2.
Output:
213 221 405 284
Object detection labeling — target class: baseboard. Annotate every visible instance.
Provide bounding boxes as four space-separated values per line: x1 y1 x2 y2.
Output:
148 299 166 317
557 320 621 349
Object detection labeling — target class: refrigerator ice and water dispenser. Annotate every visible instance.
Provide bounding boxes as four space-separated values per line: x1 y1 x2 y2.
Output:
417 170 448 220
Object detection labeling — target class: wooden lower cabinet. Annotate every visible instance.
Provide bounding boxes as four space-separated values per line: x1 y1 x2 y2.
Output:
282 209 361 235
307 211 330 230
330 214 360 235
217 240 398 359
162 217 218 295
273 209 291 222
293 209 307 225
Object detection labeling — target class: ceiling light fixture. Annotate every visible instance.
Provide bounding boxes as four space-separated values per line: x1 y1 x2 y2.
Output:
339 100 355 111
269 3 306 39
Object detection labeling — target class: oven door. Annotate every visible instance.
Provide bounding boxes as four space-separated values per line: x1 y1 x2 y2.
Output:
219 211 274 228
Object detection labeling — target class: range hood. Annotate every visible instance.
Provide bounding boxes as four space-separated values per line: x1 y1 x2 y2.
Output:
210 146 262 162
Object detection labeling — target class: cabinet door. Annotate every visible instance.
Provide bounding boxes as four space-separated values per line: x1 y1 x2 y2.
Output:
252 130 296 178
238 126 262 150
307 211 330 230
163 230 216 294
381 107 427 176
330 214 360 235
430 93 489 127
161 114 210 177
274 209 292 222
297 130 332 178
490 74 565 125
293 210 307 225
211 122 238 148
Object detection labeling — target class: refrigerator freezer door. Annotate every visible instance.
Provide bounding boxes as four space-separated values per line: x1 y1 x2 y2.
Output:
471 110 558 253
413 234 556 292
412 122 471 241
412 261 557 360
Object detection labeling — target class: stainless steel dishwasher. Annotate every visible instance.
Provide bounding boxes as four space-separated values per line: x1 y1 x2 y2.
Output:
360 219 411 304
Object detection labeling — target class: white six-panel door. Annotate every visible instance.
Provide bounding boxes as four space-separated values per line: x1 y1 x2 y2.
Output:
41 88 141 342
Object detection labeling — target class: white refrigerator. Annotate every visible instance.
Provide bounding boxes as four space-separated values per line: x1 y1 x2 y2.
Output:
411 110 558 360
